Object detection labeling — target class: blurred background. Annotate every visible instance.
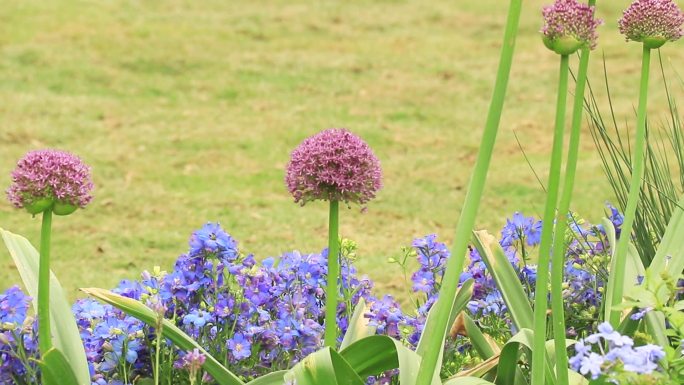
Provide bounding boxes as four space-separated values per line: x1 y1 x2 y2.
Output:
1 0 683 299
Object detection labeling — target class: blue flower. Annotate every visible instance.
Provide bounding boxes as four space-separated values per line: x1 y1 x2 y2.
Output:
227 333 252 360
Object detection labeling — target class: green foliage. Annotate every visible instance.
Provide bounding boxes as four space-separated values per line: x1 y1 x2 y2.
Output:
471 230 533 330
0 228 91 385
588 54 684 266
39 348 81 385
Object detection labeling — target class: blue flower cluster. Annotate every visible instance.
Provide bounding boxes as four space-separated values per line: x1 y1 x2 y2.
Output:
0 206 628 384
570 322 665 379
0 286 38 384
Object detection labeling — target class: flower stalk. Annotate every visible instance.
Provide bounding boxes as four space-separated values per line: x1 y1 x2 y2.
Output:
549 0 598 378
608 45 651 326
531 53 570 385
324 200 340 347
38 208 53 357
414 0 523 383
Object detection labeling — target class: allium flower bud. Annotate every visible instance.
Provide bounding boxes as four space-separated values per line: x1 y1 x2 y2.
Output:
6 149 93 215
541 0 602 55
285 128 382 206
619 0 684 48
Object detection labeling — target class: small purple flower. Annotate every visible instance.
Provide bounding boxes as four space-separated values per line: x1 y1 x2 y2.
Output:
178 348 206 376
227 333 252 360
541 0 603 54
285 128 382 206
619 0 684 48
6 149 94 214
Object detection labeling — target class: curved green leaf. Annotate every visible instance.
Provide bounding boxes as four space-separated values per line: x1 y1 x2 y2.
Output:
472 231 533 330
40 347 80 385
602 219 644 323
289 347 364 385
442 377 496 385
82 287 244 385
417 279 474 357
246 371 287 385
649 194 684 278
0 228 91 385
341 298 375 350
463 313 498 359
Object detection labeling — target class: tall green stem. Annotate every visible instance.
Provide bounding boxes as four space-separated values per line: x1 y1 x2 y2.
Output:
551 39 595 385
324 200 340 347
531 54 569 385
608 46 651 326
38 209 53 359
414 1 522 383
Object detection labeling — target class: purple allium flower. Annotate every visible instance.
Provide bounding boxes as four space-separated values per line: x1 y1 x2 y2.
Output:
619 0 684 48
7 149 93 214
285 128 382 206
541 0 602 54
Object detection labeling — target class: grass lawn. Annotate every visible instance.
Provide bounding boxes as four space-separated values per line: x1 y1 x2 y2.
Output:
1 0 683 300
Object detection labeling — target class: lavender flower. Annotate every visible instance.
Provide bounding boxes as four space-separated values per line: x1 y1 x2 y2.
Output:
541 0 602 55
6 149 93 215
570 322 666 379
286 128 382 206
619 0 684 48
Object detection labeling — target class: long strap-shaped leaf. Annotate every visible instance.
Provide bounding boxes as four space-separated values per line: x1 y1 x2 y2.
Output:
40 347 81 385
443 377 497 385
245 371 288 385
340 298 376 350
600 220 668 346
497 330 554 385
341 335 439 385
0 228 91 385
648 194 684 278
82 288 244 385
289 347 364 385
471 231 533 330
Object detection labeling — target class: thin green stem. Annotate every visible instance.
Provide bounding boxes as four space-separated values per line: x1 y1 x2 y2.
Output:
154 330 162 385
531 54 569 385
414 0 522 383
551 41 595 385
38 209 53 360
324 200 340 347
609 46 651 326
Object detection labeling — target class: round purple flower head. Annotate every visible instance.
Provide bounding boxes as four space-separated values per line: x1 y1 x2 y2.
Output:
619 0 684 48
286 128 382 206
6 149 94 215
541 0 602 55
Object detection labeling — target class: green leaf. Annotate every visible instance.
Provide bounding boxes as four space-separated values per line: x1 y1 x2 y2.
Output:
648 194 684 282
463 313 497 359
0 228 91 385
495 329 559 385
340 298 375 350
289 347 364 385
341 334 441 385
442 377 497 385
472 231 533 330
245 371 288 385
602 219 645 323
82 287 244 385
414 280 474 384
39 348 81 385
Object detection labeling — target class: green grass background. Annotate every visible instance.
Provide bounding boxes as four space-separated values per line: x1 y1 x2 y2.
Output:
1 0 683 299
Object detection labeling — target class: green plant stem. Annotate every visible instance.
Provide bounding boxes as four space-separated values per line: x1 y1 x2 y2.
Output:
609 46 651 326
38 208 53 360
324 200 340 347
551 40 595 385
154 331 162 385
531 54 569 385
414 0 522 383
